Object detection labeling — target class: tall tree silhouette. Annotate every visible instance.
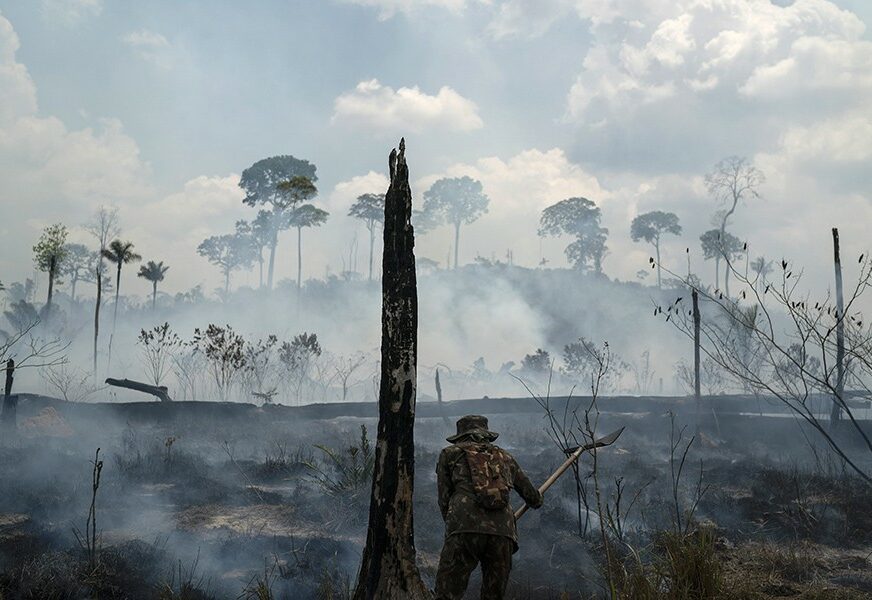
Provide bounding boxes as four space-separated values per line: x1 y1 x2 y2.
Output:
239 156 317 289
137 260 169 310
700 229 743 291
539 197 608 274
84 205 120 279
630 210 682 288
349 193 385 281
420 176 489 269
33 223 69 312
102 239 140 366
277 177 325 291
236 212 272 288
197 233 255 295
60 243 92 303
706 156 763 294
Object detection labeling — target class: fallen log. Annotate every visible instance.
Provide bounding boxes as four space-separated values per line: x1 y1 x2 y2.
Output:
105 378 172 402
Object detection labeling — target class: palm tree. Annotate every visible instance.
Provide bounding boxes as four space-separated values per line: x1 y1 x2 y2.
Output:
137 260 169 310
102 239 141 365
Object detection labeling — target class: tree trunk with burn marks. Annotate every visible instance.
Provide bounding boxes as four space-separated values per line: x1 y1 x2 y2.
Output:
352 139 431 600
832 227 845 426
2 359 16 430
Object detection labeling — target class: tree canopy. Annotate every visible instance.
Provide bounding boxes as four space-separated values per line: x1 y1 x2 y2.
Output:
420 176 488 230
705 156 764 232
101 239 141 268
349 193 385 229
539 197 609 274
197 233 255 292
700 229 744 262
287 203 329 230
239 156 317 210
137 260 169 284
630 211 681 244
33 224 69 274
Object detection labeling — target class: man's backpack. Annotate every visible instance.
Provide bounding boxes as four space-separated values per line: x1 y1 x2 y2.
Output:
461 443 511 510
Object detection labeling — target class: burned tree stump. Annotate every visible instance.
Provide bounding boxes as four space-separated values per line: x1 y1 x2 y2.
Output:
352 139 431 600
1 359 16 430
105 378 172 402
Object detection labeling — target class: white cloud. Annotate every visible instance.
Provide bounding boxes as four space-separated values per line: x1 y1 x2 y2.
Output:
123 175 247 293
327 171 389 215
566 0 872 123
332 79 483 133
0 15 37 123
740 36 872 99
40 0 102 26
121 29 174 69
0 14 156 288
487 0 570 39
335 0 470 20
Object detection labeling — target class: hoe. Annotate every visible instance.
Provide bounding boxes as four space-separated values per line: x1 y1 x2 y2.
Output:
515 427 626 520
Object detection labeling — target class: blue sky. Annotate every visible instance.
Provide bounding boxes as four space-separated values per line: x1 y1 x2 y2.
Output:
1 0 871 298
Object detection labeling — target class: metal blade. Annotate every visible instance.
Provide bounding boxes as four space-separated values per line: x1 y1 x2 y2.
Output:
582 426 625 451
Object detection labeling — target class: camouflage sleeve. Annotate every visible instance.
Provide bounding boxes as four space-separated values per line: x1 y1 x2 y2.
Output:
436 449 453 519
510 456 543 509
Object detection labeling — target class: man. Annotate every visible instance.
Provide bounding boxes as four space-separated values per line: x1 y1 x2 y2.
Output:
434 415 543 600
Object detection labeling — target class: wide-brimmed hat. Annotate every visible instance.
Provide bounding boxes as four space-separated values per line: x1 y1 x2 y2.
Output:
446 414 499 443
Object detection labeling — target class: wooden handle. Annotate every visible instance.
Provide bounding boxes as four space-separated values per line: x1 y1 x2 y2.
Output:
513 427 625 521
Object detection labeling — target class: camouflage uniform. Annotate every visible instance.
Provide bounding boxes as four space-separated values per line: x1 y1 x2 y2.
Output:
434 415 543 600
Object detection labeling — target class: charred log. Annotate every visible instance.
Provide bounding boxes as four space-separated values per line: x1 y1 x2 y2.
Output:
105 378 172 402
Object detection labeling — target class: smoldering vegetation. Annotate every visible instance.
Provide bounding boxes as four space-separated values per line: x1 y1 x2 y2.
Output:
3 254 872 598
3 265 686 405
1 396 872 599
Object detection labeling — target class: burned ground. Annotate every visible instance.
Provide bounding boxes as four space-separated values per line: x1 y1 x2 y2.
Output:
0 397 871 599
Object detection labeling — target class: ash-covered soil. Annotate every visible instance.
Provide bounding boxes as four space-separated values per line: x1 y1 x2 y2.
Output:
1 396 871 599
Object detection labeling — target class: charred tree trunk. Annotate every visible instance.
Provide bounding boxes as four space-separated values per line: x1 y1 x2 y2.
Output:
107 263 121 368
369 223 376 282
258 251 264 289
93 268 102 377
2 359 16 430
832 227 845 425
435 368 450 428
297 225 303 291
453 222 460 270
352 139 431 600
46 255 56 311
105 378 172 402
692 289 701 430
267 229 278 290
715 257 720 291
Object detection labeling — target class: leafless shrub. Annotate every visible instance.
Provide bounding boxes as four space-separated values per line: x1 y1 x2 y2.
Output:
172 341 205 401
45 363 102 402
658 248 872 483
138 322 182 386
241 334 279 402
279 332 322 403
